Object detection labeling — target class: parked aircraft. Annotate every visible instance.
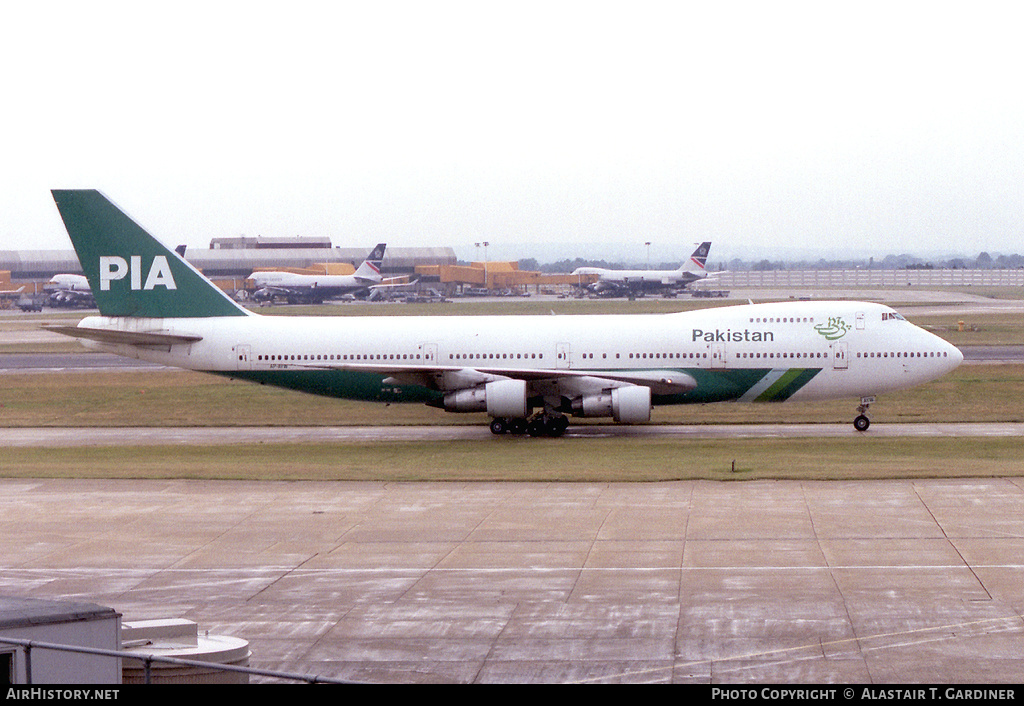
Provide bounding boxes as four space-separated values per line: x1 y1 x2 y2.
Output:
572 242 715 297
0 285 26 308
44 273 96 308
248 243 396 304
48 190 962 437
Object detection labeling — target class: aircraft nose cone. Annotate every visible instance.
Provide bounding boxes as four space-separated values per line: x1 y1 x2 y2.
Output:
948 342 964 368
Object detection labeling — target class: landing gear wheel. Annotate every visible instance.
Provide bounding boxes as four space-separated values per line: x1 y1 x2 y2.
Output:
854 396 874 433
490 418 509 435
526 415 569 437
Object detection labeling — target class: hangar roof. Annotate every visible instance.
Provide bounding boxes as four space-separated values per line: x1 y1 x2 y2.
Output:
0 247 457 280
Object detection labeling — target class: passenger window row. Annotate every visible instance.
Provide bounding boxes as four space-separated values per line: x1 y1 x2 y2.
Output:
450 353 542 361
857 351 950 358
258 353 424 362
736 351 825 359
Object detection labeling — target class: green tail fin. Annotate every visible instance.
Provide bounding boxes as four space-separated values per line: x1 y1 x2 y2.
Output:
51 190 249 318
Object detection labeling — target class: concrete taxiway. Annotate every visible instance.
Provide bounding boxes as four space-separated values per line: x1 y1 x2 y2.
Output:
3 422 1024 447
2 477 1024 684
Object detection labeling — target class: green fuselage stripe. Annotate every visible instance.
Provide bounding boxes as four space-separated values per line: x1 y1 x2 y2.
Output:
215 365 824 407
754 368 822 402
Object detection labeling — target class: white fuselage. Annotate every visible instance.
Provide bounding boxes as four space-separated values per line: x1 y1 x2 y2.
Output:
46 274 92 293
249 271 374 289
75 300 962 408
572 266 706 286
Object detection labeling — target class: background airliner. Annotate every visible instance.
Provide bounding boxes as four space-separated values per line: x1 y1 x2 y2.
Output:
572 241 715 297
44 273 96 308
48 190 962 437
248 243 393 303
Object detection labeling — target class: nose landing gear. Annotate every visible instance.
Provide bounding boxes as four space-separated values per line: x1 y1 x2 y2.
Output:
854 396 875 432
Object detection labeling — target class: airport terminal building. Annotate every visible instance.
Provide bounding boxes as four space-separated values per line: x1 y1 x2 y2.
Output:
0 238 458 290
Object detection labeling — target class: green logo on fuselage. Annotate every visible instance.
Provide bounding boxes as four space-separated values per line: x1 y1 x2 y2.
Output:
814 316 851 340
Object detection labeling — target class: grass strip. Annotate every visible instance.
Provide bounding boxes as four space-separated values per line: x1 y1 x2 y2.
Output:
2 364 1022 427
1 437 1018 482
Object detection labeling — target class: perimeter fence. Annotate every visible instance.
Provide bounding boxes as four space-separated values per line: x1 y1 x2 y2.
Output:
708 269 1024 288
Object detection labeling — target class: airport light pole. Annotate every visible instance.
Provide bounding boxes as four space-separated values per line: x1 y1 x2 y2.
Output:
475 241 489 291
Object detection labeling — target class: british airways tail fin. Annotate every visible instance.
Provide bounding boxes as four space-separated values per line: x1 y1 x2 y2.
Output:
353 243 386 280
686 242 711 273
51 190 249 318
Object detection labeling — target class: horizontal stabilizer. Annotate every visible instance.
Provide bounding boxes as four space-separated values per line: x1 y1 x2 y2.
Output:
44 324 203 347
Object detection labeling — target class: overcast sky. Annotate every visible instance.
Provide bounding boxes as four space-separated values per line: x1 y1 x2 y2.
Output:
2 1 1022 265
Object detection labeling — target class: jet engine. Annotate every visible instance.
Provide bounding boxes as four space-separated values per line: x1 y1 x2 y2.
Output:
570 385 651 423
443 379 529 418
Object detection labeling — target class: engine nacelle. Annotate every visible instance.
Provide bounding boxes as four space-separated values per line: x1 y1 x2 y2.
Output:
571 392 613 418
443 386 487 413
443 379 529 418
485 379 529 419
570 385 652 423
612 385 652 423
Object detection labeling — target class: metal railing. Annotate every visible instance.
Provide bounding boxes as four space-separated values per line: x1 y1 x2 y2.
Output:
0 636 356 684
708 268 1024 288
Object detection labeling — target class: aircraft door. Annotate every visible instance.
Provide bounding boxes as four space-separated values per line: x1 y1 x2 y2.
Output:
420 343 438 363
556 343 571 369
833 342 848 370
711 343 726 368
235 344 253 370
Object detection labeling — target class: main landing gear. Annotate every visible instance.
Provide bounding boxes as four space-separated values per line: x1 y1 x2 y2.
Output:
853 396 875 432
490 414 569 437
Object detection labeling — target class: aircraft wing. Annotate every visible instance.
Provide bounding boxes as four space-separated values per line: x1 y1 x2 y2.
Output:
368 276 419 291
254 285 303 296
44 324 203 347
51 289 94 300
308 361 697 396
591 280 630 294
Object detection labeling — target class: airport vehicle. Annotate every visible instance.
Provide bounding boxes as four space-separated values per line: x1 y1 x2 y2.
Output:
48 190 963 437
572 241 716 297
16 296 44 312
249 243 392 303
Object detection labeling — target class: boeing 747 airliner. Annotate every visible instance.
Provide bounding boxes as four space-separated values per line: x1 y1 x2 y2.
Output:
248 243 392 303
47 190 962 437
572 241 715 296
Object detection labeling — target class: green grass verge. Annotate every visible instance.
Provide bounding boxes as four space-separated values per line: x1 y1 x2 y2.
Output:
3 294 1021 481
1 364 1022 481
1 364 1021 428
1 436 1017 482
